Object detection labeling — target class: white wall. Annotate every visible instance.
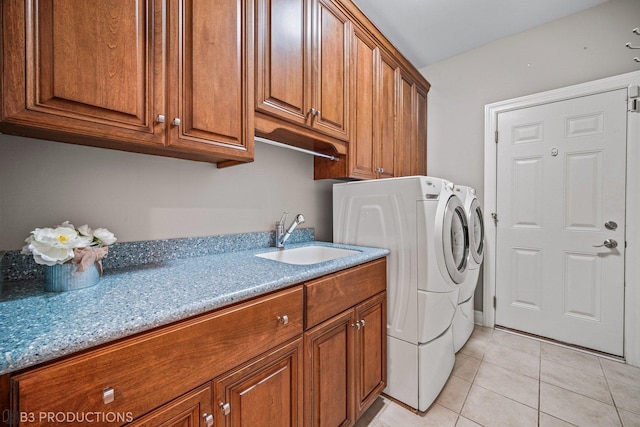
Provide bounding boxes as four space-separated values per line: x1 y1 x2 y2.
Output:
421 0 640 309
0 134 336 251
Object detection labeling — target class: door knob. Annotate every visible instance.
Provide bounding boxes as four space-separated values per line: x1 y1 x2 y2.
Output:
593 239 618 249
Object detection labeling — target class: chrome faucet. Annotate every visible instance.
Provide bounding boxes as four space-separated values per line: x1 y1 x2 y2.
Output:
276 212 306 249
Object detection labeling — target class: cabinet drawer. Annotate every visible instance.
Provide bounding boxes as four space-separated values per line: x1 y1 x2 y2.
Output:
305 258 386 329
11 286 303 426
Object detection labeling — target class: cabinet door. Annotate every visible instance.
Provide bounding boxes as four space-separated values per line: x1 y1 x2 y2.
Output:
214 339 303 427
1 0 164 146
304 310 355 427
348 26 378 180
167 0 254 161
354 292 386 419
395 70 414 177
377 52 398 179
311 0 350 141
255 0 311 126
414 85 428 176
126 384 213 427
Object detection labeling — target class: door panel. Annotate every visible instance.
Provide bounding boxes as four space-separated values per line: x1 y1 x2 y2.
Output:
496 89 627 355
168 0 253 156
20 0 163 143
313 0 350 140
255 0 309 123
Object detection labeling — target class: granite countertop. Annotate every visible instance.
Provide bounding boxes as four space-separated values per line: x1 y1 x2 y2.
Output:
0 241 388 376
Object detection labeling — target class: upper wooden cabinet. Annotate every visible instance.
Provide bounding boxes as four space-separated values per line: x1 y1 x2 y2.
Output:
0 0 254 165
396 70 427 177
313 2 429 180
255 0 350 151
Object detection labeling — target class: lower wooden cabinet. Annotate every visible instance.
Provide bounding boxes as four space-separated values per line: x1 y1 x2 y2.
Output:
304 292 386 427
303 259 387 426
125 384 213 427
305 310 355 426
354 293 386 420
213 338 303 427
2 260 387 427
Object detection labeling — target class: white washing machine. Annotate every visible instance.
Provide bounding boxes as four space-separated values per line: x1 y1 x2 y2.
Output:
452 185 485 352
333 176 470 411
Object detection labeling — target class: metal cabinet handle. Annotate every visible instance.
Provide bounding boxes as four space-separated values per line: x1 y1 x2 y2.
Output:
172 118 181 127
351 321 362 330
360 319 365 328
103 387 115 404
220 402 231 416
156 114 165 124
308 108 317 117
593 239 618 249
278 315 289 325
203 413 214 427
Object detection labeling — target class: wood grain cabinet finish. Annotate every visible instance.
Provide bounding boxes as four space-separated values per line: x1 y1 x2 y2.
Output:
304 259 387 426
125 383 213 427
255 0 350 147
395 71 428 177
9 286 303 427
213 338 303 427
0 0 254 165
313 22 427 180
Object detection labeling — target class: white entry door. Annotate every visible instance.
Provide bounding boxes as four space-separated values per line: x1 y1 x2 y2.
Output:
495 88 627 356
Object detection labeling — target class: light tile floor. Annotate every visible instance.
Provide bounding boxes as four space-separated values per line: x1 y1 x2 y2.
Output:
356 327 640 427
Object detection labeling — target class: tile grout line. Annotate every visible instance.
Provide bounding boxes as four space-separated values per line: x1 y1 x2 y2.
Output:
599 356 625 427
538 342 541 427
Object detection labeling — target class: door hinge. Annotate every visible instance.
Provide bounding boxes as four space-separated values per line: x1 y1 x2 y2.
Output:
491 212 498 225
495 130 499 143
493 296 496 309
629 86 639 112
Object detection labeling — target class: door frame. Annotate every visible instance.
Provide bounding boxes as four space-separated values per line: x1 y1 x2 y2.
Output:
483 70 640 366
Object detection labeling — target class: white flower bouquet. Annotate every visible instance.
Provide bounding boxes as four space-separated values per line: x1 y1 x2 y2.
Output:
22 221 116 274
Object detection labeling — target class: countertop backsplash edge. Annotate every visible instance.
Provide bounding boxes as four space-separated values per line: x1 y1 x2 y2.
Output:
1 228 315 282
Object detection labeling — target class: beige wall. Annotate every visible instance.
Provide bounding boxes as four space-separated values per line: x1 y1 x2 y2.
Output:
422 0 640 204
420 0 640 309
0 134 336 251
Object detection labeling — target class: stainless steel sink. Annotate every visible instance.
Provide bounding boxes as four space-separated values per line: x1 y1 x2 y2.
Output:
255 245 360 265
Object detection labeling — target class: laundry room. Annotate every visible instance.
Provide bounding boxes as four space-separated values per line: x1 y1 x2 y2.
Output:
1 0 640 426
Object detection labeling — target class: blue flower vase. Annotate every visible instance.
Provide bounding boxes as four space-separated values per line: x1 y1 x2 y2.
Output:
44 262 100 292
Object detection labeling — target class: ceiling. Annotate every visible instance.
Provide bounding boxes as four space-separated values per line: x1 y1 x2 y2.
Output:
352 0 610 69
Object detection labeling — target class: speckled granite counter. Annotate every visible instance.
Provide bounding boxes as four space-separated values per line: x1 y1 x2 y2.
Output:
0 240 388 376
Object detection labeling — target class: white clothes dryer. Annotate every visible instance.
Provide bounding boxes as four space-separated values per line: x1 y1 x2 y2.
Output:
333 176 470 411
452 185 485 352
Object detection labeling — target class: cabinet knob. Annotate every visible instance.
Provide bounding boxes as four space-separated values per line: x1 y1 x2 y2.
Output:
360 319 366 328
203 413 214 427
102 387 115 404
308 108 317 117
315 109 321 117
156 114 165 124
220 402 231 416
172 118 181 127
351 321 362 330
278 314 289 325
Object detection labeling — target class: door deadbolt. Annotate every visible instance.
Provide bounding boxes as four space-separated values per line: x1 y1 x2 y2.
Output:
605 221 618 230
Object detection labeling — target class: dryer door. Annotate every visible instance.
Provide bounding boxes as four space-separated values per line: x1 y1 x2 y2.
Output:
443 196 469 284
468 198 485 265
